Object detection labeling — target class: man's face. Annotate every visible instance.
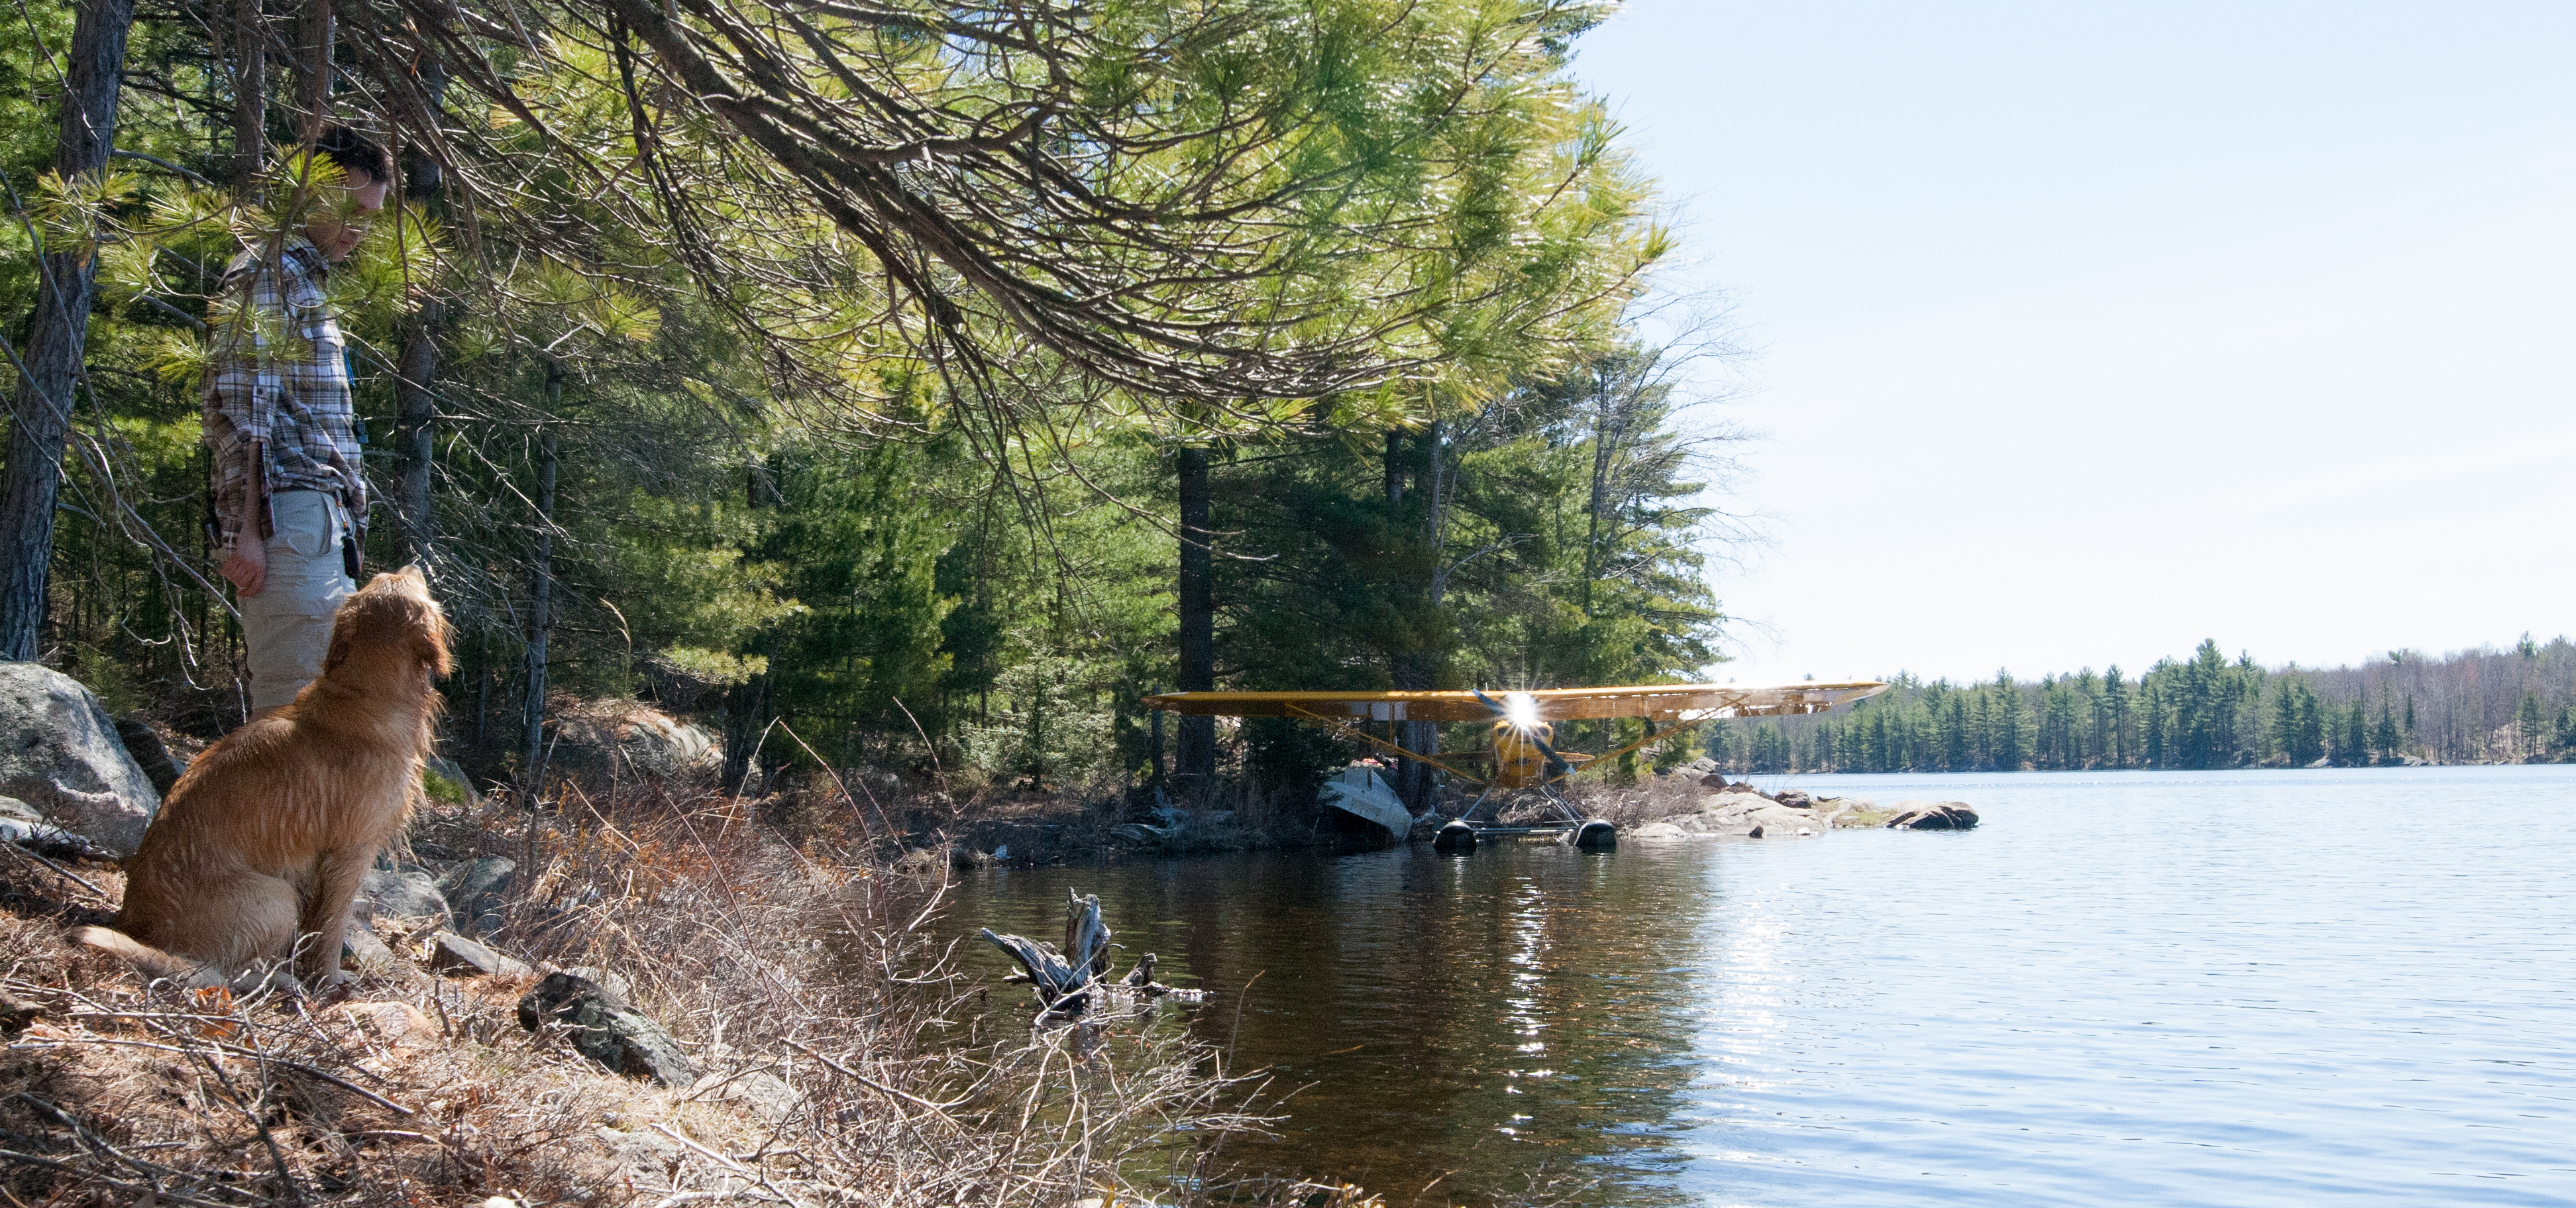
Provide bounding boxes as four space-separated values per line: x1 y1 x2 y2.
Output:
307 175 388 262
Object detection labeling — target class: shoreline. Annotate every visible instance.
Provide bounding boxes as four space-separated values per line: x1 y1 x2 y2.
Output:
1 774 1319 1207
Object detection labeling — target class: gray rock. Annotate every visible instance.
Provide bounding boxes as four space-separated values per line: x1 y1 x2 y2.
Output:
564 964 634 1000
593 1124 682 1167
1 991 40 1036
427 931 532 977
1629 820 1691 841
549 702 720 783
1672 793 1823 838
420 754 480 808
0 794 113 861
692 1070 798 1123
437 857 517 935
0 663 160 855
112 715 188 796
1747 804 1821 836
1886 801 1979 830
519 971 699 1087
342 922 396 973
359 868 451 928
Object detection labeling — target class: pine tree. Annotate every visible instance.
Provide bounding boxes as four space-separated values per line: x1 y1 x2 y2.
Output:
2343 698 2370 767
2100 665 2130 768
2375 692 2401 764
1989 670 2026 771
2518 690 2546 761
2293 683 2325 766
2141 675 2167 767
2072 668 2100 767
2270 679 2302 765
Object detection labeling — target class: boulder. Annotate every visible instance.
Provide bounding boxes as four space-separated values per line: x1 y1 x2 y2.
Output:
111 715 188 796
548 700 720 782
359 868 451 928
420 754 481 808
1673 793 1821 838
1746 804 1821 836
563 964 635 1000
519 971 699 1086
427 931 532 977
437 857 517 935
1629 820 1690 841
0 663 160 855
1886 801 1978 830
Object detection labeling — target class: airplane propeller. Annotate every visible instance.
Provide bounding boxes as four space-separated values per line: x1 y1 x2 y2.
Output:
1472 688 1572 782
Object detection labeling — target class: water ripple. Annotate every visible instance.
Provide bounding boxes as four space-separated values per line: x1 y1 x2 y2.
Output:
952 765 2576 1205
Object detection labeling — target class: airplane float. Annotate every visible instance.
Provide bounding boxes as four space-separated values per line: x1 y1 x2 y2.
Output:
1142 680 1888 850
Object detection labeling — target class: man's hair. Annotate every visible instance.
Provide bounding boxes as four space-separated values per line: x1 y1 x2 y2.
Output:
313 124 392 185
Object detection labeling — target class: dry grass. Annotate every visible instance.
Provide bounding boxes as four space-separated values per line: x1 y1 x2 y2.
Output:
1 776 1369 1207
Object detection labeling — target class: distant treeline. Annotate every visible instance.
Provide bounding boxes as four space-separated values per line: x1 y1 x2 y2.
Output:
1707 635 2576 773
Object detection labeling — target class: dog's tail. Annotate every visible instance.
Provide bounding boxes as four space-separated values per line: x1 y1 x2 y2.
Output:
67 925 217 987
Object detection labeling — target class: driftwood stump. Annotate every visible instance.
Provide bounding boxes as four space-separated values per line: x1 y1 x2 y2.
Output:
981 888 1114 1015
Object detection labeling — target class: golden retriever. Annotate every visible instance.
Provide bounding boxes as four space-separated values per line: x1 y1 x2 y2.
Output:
73 566 451 991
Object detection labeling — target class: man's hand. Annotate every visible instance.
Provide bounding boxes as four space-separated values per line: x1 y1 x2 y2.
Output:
221 535 268 596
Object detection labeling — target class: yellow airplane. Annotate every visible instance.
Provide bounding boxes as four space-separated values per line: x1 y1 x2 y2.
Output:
1142 681 1889 795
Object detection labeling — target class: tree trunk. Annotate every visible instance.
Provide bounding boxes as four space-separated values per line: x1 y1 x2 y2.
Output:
1381 428 1403 506
0 0 136 661
1388 425 1438 812
519 389 559 798
718 653 770 795
390 298 441 565
1583 386 1616 614
1175 446 1214 794
386 57 446 569
229 0 264 189
292 0 332 126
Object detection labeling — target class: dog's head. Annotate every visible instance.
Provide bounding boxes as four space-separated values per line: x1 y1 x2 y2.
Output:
323 565 453 684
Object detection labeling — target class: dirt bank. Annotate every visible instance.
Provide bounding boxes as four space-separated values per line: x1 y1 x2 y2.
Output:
1 777 1366 1207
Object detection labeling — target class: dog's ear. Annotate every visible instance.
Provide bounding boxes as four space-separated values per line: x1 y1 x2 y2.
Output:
413 601 455 677
322 604 360 673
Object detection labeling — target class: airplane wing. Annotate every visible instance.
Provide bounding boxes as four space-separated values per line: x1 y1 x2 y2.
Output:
1140 681 1889 724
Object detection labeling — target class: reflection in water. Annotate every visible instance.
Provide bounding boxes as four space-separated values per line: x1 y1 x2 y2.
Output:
954 842 1716 1205
949 767 2576 1207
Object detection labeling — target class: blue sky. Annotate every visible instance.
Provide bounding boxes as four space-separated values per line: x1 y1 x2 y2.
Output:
1571 1 2576 685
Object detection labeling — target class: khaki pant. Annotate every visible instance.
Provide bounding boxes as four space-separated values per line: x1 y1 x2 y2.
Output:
240 490 354 712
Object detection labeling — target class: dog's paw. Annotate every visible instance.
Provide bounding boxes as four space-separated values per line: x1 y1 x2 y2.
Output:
231 967 312 999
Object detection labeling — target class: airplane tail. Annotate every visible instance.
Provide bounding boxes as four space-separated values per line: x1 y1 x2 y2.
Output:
67 925 215 987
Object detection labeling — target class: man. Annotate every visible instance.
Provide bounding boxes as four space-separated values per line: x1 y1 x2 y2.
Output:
203 125 390 720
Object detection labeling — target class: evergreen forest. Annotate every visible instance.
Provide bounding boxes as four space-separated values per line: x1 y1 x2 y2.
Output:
1709 635 2576 774
1 0 1747 810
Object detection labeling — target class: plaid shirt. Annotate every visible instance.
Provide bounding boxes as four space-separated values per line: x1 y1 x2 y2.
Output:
202 235 366 551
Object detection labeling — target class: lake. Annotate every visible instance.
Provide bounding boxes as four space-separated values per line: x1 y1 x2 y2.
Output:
947 766 2576 1205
